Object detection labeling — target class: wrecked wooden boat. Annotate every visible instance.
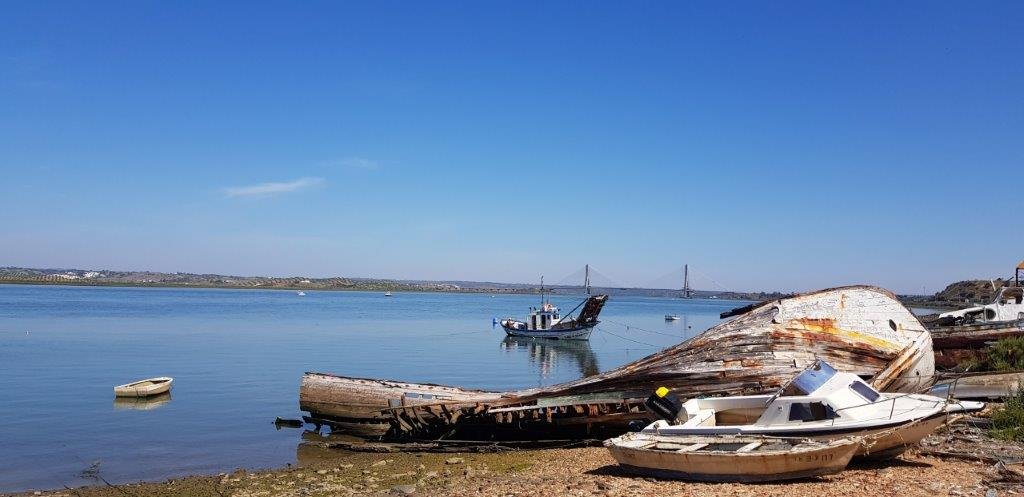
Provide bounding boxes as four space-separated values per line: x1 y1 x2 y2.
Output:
300 286 935 441
930 318 1024 369
605 432 859 482
926 285 1024 368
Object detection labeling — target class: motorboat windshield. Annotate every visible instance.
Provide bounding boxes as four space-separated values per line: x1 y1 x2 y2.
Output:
788 361 838 396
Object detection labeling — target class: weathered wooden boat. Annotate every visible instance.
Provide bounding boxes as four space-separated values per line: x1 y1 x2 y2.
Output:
113 377 173 398
605 432 859 482
301 286 936 440
930 371 1024 400
930 318 1024 369
300 374 500 433
642 360 983 459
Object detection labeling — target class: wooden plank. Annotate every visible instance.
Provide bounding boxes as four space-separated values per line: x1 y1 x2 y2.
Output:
736 441 763 453
677 443 709 452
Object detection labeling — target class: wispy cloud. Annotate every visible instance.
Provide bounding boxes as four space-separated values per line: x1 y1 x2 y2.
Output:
326 157 381 170
223 177 324 198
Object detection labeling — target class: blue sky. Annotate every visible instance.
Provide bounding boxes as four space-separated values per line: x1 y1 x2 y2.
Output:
1 2 1021 294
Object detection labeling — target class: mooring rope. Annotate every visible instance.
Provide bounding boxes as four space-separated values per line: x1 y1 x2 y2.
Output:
601 318 690 339
594 325 661 348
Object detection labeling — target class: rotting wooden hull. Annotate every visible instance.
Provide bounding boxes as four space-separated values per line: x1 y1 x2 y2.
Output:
299 374 501 426
929 319 1024 369
605 433 858 482
301 286 935 440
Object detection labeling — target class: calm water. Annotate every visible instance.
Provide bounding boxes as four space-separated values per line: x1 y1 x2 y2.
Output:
0 284 748 493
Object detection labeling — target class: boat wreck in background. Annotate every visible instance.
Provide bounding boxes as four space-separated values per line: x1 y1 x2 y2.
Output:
924 285 1024 369
300 286 935 441
930 319 1024 369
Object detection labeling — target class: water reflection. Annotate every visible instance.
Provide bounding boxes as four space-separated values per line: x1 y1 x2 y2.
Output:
500 336 599 379
112 392 172 410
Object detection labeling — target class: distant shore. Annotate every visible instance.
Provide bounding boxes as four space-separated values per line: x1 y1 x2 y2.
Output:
0 267 778 301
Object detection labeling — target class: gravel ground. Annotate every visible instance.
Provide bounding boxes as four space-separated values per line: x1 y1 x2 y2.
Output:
6 445 1020 497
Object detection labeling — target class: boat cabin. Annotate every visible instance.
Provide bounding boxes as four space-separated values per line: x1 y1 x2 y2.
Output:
671 361 906 429
527 303 561 330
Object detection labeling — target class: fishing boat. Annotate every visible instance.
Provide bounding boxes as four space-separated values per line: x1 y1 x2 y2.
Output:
499 276 608 340
113 377 173 398
605 432 859 482
642 360 983 459
384 291 393 297
664 314 680 321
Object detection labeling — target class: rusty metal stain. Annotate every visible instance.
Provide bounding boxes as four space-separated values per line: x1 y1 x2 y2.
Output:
787 317 899 351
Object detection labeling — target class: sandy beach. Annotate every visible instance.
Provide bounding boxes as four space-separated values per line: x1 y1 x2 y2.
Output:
7 442 1019 497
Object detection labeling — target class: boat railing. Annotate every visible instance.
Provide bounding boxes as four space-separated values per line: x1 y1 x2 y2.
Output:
827 392 945 426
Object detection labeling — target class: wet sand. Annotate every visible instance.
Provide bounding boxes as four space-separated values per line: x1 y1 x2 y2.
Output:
5 445 1016 497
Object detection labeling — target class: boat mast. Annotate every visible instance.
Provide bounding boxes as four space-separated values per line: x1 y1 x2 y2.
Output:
540 276 545 306
585 264 591 296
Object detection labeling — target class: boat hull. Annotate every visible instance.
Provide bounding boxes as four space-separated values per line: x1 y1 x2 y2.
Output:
299 373 500 424
651 413 950 460
929 319 1024 369
605 434 858 482
113 377 173 398
502 325 594 340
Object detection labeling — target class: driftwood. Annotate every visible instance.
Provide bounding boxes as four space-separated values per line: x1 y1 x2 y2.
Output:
301 286 935 441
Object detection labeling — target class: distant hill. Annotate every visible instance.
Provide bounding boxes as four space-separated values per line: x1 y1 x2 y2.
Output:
934 279 1009 304
901 278 1017 310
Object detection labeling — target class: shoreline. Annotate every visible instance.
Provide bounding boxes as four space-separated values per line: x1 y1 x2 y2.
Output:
0 280 760 300
2 444 1010 497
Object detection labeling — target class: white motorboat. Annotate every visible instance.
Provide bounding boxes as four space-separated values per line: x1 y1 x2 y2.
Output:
665 314 680 321
297 291 306 296
643 360 983 459
605 432 859 482
384 291 393 297
113 377 173 398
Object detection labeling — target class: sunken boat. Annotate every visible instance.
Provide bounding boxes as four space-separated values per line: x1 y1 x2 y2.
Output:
300 286 935 441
